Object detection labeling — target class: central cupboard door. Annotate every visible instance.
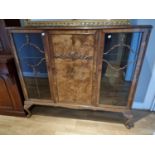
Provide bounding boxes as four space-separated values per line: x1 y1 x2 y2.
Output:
48 30 98 105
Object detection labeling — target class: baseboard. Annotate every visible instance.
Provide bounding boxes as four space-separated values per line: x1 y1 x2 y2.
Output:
0 110 26 117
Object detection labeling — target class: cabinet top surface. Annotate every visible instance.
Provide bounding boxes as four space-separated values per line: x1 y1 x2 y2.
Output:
6 25 152 31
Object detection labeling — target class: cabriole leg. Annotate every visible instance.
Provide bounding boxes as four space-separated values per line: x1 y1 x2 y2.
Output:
24 104 33 118
123 111 134 129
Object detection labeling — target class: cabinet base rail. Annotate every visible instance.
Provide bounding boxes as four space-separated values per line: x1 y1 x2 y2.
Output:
24 101 134 129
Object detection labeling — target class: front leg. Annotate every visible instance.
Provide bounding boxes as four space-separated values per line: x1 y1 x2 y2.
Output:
24 104 33 118
123 111 134 129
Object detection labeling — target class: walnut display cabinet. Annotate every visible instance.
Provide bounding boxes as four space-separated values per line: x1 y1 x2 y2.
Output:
8 25 152 128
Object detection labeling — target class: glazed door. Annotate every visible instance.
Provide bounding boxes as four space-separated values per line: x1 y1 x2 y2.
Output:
98 30 148 108
11 32 54 101
48 30 98 106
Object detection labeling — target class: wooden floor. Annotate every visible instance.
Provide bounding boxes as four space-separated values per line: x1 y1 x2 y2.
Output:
0 106 155 135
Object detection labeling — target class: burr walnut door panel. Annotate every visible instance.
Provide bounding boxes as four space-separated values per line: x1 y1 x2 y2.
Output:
48 31 97 105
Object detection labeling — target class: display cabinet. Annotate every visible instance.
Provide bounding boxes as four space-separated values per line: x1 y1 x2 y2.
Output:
8 25 151 128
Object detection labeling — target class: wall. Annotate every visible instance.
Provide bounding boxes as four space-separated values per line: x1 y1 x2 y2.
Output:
131 19 155 110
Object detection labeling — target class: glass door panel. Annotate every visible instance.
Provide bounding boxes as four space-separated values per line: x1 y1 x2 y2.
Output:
99 32 142 106
12 33 52 100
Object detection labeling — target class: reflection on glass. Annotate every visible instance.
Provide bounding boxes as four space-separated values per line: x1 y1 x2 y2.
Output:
13 33 51 99
100 32 142 106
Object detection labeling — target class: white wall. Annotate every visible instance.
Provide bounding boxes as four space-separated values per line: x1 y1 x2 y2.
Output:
131 19 155 111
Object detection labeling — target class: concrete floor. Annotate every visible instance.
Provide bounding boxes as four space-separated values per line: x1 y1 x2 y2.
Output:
0 106 155 135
